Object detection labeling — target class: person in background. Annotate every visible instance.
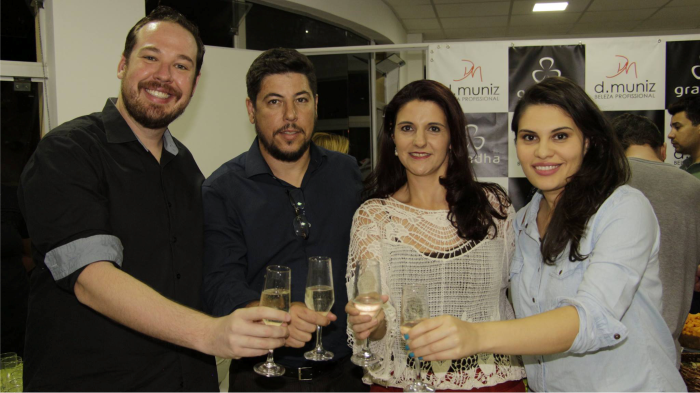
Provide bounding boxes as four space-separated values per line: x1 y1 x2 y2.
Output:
312 132 350 154
668 95 700 180
345 79 526 391
404 77 686 391
612 113 700 367
18 7 289 391
202 48 366 391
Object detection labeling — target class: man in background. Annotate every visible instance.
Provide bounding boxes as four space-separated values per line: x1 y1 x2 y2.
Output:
668 95 700 180
612 113 700 367
19 7 288 391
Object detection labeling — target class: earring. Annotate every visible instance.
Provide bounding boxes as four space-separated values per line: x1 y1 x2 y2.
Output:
394 148 398 156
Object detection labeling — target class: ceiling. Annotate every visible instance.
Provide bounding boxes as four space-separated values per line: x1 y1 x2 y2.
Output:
380 0 700 42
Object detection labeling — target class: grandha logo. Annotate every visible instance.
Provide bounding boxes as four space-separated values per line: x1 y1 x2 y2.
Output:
467 124 501 165
532 57 561 83
516 58 561 98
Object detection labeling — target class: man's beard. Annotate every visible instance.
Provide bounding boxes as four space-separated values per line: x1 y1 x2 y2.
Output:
256 123 312 162
121 80 187 129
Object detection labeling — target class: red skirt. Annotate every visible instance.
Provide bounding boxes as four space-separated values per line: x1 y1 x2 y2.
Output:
369 379 526 392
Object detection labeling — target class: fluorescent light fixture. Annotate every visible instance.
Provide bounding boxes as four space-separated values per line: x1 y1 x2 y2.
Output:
533 2 568 12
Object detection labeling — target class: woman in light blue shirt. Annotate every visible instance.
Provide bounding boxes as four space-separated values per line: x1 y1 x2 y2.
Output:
404 77 686 391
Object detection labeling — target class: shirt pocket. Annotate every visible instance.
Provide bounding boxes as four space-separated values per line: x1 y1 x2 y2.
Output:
509 254 524 281
547 260 586 300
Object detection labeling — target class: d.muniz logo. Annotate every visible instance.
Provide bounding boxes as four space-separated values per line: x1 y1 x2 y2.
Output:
449 60 500 102
594 55 656 100
672 55 700 98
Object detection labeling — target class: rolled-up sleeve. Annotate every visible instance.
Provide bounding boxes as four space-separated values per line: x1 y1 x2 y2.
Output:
19 130 121 293
202 182 260 316
558 191 659 354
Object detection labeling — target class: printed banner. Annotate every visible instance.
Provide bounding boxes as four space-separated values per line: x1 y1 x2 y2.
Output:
429 43 508 113
508 45 586 111
427 36 699 209
665 40 700 107
586 39 664 110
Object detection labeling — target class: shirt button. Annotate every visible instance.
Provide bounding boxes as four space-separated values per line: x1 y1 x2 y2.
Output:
176 273 181 279
532 297 536 303
614 334 621 340
171 236 177 243
167 201 172 208
525 223 528 228
559 270 563 275
537 359 541 364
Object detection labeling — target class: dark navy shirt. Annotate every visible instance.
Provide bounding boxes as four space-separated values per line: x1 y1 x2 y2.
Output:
202 138 362 368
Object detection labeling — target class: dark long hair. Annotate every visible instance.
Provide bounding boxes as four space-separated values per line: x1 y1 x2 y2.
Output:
511 77 629 264
365 80 509 242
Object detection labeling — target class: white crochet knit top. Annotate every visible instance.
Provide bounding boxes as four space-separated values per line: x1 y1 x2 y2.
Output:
345 195 525 390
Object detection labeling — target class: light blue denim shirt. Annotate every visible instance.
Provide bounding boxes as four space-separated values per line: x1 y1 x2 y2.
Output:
511 185 686 392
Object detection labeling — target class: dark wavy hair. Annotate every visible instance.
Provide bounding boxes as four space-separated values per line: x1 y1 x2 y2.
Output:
365 80 509 242
511 77 629 264
668 95 700 125
123 6 205 75
246 48 317 106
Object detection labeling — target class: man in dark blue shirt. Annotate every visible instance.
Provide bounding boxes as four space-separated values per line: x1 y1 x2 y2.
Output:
202 48 366 391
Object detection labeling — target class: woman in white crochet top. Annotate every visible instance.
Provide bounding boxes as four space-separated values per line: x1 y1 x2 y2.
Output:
344 80 526 392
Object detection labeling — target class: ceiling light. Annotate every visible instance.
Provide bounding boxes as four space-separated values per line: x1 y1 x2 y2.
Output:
533 2 568 12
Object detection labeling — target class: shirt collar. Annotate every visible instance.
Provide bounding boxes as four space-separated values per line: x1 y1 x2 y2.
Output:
103 98 179 156
244 137 327 179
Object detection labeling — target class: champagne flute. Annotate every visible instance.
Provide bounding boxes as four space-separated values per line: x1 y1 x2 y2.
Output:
254 265 291 377
304 256 335 361
401 284 435 392
351 259 383 367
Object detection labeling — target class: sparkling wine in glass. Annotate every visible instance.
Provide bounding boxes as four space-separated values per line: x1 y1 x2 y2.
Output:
401 284 435 392
254 265 291 377
351 259 383 367
304 256 335 361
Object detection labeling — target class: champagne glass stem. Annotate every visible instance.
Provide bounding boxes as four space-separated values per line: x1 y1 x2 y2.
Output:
266 349 275 366
416 357 422 382
363 337 372 353
315 325 323 350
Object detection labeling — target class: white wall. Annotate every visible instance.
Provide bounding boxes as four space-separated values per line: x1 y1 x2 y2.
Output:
46 0 144 126
168 47 261 177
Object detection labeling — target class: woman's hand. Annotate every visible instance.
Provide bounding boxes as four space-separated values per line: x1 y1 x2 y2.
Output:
405 315 480 361
346 294 390 340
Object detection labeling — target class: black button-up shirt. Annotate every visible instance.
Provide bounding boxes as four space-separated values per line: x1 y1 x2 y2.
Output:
18 99 217 391
202 139 362 368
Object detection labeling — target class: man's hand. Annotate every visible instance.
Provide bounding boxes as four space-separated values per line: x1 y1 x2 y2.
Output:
207 307 290 359
285 302 335 348
346 294 389 340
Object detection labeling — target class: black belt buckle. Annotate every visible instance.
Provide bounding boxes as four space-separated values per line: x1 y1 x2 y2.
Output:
297 366 313 381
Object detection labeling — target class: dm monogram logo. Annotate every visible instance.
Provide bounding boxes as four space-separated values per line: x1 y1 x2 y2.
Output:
594 54 656 100
449 59 500 103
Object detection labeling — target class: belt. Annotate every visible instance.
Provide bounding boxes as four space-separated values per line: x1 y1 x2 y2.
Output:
282 361 338 381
